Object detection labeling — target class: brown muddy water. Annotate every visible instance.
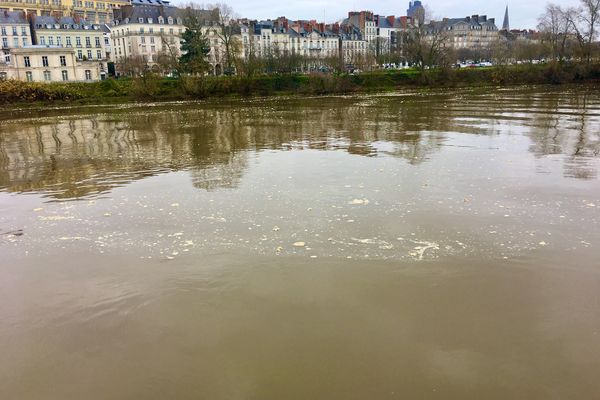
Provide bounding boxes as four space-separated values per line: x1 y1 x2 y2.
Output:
1 87 600 399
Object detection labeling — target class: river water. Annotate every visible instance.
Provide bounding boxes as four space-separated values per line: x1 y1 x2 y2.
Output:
1 86 600 399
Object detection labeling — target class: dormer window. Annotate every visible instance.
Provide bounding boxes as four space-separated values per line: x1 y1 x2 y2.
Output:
158 16 164 24
148 18 153 24
176 18 182 25
138 18 144 23
167 17 173 24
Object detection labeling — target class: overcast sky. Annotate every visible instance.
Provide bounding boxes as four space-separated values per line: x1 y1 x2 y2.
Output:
173 0 583 30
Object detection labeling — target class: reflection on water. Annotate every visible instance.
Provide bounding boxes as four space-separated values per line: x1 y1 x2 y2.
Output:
1 86 600 400
2 87 596 200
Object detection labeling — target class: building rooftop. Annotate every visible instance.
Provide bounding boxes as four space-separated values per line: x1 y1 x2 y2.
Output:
33 16 101 31
130 0 173 6
0 11 28 25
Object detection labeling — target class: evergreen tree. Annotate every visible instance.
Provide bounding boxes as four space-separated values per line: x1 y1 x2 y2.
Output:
179 12 211 74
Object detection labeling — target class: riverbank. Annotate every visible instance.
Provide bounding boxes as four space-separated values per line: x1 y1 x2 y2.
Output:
2 62 600 105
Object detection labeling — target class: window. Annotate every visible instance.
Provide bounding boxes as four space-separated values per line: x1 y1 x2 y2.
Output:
12 27 17 35
60 55 66 66
42 56 48 66
150 36 154 44
26 71 33 81
85 70 91 80
139 27 144 34
48 36 54 45
61 70 68 81
95 37 100 47
13 38 18 47
150 45 155 53
76 36 81 47
1 27 6 36
40 36 46 45
149 27 153 33
87 50 92 59
140 36 145 44
21 26 27 36
43 70 51 81
96 50 101 59
85 37 91 47
1 38 7 48
24 56 30 67
138 17 144 23
66 37 71 46
22 38 28 46
77 49 83 59
56 37 61 46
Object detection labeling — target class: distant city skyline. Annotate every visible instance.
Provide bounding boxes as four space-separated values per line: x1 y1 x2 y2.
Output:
172 0 582 30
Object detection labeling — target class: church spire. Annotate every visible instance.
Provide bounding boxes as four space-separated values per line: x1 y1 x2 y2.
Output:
502 5 510 30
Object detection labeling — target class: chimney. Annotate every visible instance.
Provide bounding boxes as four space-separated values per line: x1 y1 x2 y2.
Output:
387 15 395 26
472 15 479 23
481 15 487 22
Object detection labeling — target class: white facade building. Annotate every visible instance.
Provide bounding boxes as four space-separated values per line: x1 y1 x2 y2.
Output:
31 15 108 75
1 46 104 81
1 10 31 60
111 1 185 66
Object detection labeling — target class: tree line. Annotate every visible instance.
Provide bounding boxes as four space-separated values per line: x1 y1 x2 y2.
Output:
114 0 600 94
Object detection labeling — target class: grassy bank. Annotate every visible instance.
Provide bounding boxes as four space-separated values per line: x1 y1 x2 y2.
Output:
2 62 600 105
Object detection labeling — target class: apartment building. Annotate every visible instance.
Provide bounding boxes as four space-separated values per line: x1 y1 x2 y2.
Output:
1 45 104 81
111 0 184 66
240 19 341 60
343 10 419 57
31 15 108 71
339 24 368 64
0 0 128 24
0 10 31 50
428 15 499 49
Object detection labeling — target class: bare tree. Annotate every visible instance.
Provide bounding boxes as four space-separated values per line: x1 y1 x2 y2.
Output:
206 3 240 75
538 4 577 61
155 33 182 75
235 37 263 78
116 55 159 96
402 19 453 72
578 0 600 63
116 55 150 78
